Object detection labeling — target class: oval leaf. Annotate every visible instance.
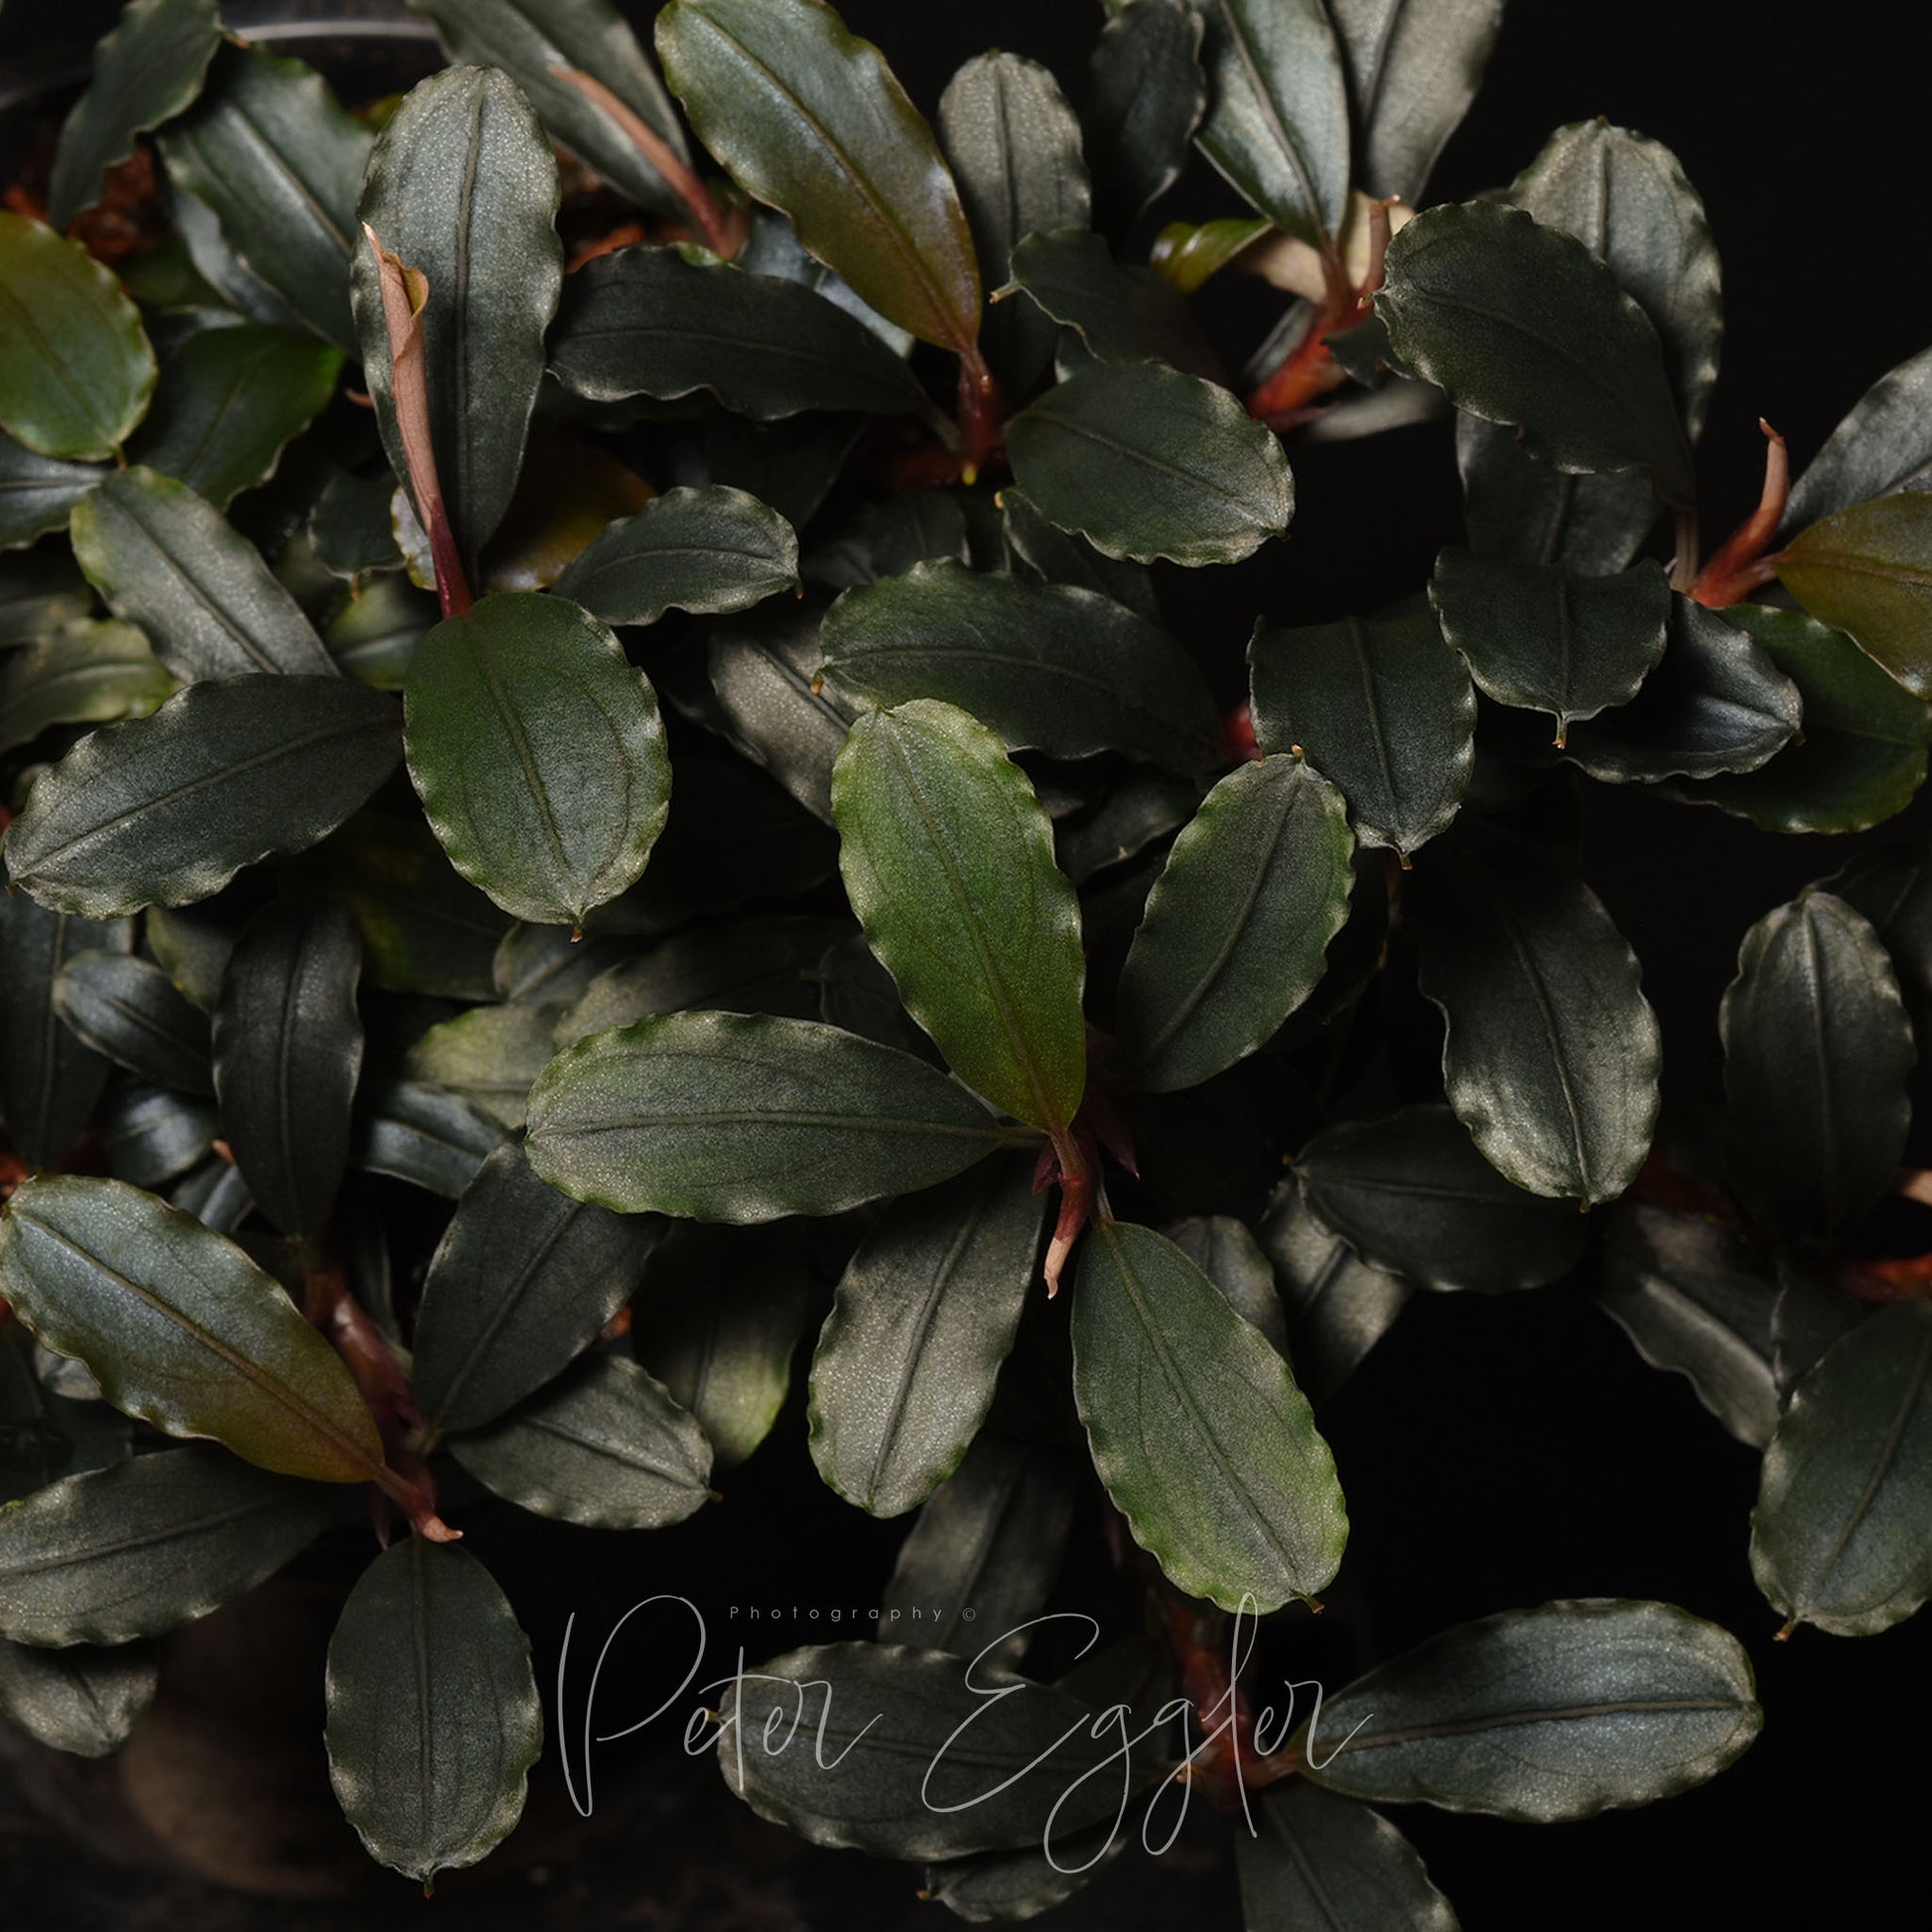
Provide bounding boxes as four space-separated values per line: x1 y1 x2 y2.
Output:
1114 756 1355 1094
1751 1300 1932 1637
526 1011 1013 1218
1429 548 1671 742
0 620 174 760
1249 606 1476 859
158 45 370 351
412 1141 658 1436
4 675 403 919
0 1175 385 1482
404 591 671 928
819 561 1221 775
209 898 363 1237
0 1637 159 1758
1073 1219 1346 1612
450 1352 712 1530
353 67 564 574
554 484 799 627
54 949 212 1096
1006 360 1294 567
550 244 927 419
1259 1187 1411 1406
1377 202 1697 507
1415 829 1661 1203
1296 1106 1589 1294
1084 0 1206 234
656 0 981 353
0 434 102 550
0 1445 334 1647
1784 342 1932 536
0 212 157 462
1721 888 1914 1245
1779 492 1932 697
70 466 337 681
1188 0 1351 245
808 1156 1044 1516
1298 1599 1760 1821
326 1539 542 1884
832 699 1085 1133
47 0 224 229
1237 1780 1459 1932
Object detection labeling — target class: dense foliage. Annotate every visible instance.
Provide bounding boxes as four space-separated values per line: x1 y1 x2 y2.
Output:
2 0 1929 1919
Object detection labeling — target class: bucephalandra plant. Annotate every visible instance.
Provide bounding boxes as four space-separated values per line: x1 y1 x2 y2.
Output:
0 0 1927 1917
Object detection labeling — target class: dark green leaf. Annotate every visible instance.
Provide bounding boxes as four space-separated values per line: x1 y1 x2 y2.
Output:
1331 0 1503 203
808 1157 1043 1516
1298 1599 1760 1820
1429 549 1670 742
550 245 927 420
47 0 223 229
404 591 670 928
554 916 848 1045
739 206 916 354
1005 227 1220 378
0 1446 334 1647
816 929 936 1058
1377 203 1697 506
1673 604 1932 832
138 903 234 1013
403 1003 558 1128
0 549 91 644
1259 1187 1411 1404
0 434 101 550
492 921 631 1011
526 1011 1013 1218
0 620 175 759
209 899 363 1237
1006 360 1294 567
311 471 404 581
1249 606 1475 859
126 325 344 508
0 1637 158 1758
326 577 435 688
1783 343 1932 536
818 561 1221 774
833 700 1086 1132
170 1156 253 1235
938 53 1088 391
0 1324 129 1506
1084 0 1206 234
158 45 371 352
69 467 337 680
412 1141 658 1436
1073 1219 1345 1612
1166 1213 1287 1351
880 1435 1078 1656
1054 769 1199 887
1238 1781 1460 1931
805 490 969 590
1455 424 1660 577
632 1221 817 1468
553 483 799 626
325 1539 542 1884
54 950 211 1096
0 1175 385 1482
1185 0 1350 245
1831 844 1932 1045
1597 1202 1780 1450
297 811 512 1002
1505 120 1722 437
1114 756 1354 1093
101 1083 218 1187
1779 493 1932 696
4 675 402 919
0 212 157 461
700 603 852 819
411 0 692 217
1751 1300 1932 1636
1414 829 1660 1203
1562 594 1801 783
1772 1264 1866 1401
922 1831 1119 1922
716 1641 1129 1857
1721 888 1913 1245
1296 1106 1590 1294
1000 484 1159 620
451 1352 711 1528
656 0 982 353
353 67 563 574
350 1077 506 1197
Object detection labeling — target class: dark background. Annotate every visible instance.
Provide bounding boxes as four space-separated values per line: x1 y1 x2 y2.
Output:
3 1 1929 1926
